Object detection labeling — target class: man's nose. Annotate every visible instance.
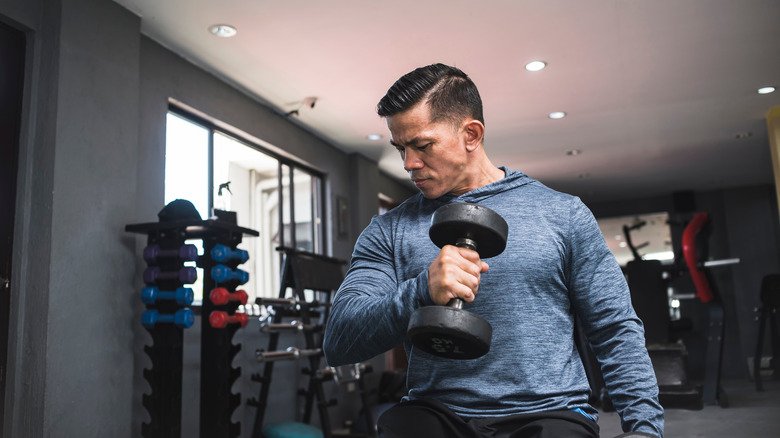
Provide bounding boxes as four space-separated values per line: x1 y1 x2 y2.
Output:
403 149 423 171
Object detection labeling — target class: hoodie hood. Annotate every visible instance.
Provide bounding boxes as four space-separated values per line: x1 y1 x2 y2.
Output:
438 167 536 204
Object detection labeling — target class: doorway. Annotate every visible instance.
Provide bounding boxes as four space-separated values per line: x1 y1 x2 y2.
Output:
0 17 26 432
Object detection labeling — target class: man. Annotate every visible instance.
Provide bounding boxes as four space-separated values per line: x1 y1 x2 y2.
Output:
323 64 663 437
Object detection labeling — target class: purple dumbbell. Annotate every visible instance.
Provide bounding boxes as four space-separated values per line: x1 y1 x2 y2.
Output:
211 264 249 284
141 308 194 329
143 266 197 285
141 286 194 305
143 244 198 264
210 244 249 264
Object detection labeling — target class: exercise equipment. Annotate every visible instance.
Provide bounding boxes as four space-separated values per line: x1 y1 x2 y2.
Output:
255 347 322 363
141 286 194 306
256 296 330 310
263 422 323 438
209 311 249 329
249 247 346 438
209 287 248 306
210 243 249 263
407 203 508 359
753 274 780 391
127 203 259 438
211 264 249 284
143 243 198 264
620 212 737 409
143 266 197 285
260 320 321 333
141 308 195 329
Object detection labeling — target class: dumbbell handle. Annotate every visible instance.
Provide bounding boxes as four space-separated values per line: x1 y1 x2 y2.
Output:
260 320 320 333
447 237 478 309
255 347 322 363
255 297 329 309
209 287 248 306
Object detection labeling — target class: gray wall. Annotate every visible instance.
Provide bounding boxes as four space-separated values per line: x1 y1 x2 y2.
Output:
2 0 411 436
589 184 780 380
4 0 140 436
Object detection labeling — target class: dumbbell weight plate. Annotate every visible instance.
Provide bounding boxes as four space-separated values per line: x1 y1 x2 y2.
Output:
429 203 508 258
407 305 492 359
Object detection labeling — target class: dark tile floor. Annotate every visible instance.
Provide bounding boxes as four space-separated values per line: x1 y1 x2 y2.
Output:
597 379 780 437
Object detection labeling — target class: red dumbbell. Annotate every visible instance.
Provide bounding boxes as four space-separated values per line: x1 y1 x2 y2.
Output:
209 287 248 306
208 311 249 329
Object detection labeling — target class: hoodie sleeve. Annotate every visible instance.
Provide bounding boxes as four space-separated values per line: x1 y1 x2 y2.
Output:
323 215 433 366
566 197 664 437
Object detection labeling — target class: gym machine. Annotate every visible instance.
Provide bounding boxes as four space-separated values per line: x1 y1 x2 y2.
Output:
126 200 259 438
622 211 738 409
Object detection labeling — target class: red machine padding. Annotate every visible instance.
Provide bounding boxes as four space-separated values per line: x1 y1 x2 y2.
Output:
682 212 714 303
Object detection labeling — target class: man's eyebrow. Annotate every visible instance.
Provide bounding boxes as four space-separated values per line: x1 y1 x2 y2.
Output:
389 137 430 148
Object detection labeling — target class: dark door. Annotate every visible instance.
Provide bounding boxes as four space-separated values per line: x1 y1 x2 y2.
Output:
0 18 26 432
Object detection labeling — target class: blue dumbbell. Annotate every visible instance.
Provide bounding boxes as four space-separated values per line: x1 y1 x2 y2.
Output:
143 266 197 285
141 286 194 305
143 244 198 264
210 244 249 264
141 308 194 329
211 264 249 284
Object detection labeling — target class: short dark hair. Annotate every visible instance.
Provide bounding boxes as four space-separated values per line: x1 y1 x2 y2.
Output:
377 63 484 125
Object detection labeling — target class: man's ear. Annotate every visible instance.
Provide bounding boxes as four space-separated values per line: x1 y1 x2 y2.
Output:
462 119 485 152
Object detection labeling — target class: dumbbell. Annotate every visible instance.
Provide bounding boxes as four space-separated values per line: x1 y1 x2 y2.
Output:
260 320 321 333
208 310 249 328
210 244 249 264
255 347 322 363
407 203 508 359
211 264 249 284
209 287 248 306
143 266 197 284
143 244 198 264
141 308 194 329
141 286 194 305
255 296 329 310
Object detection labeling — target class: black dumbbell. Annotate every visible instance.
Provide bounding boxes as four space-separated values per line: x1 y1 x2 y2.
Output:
407 203 508 359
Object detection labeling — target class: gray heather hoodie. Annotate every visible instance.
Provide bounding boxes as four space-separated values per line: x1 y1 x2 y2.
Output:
324 168 663 436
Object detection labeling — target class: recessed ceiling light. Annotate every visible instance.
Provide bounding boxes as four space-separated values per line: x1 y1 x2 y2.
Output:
758 86 776 95
565 149 581 156
209 24 237 38
366 133 383 141
525 61 547 72
619 242 627 248
548 111 566 119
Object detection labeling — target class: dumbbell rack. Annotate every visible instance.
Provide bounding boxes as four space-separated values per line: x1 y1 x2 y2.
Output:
127 209 259 438
249 247 346 437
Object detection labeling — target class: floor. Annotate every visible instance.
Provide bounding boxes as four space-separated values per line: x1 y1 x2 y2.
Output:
597 379 780 437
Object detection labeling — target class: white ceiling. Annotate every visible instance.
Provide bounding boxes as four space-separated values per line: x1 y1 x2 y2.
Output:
115 0 780 203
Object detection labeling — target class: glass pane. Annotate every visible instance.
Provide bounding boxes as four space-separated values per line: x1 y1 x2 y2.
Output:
213 132 280 302
165 112 209 219
293 170 313 252
281 164 291 249
311 176 323 254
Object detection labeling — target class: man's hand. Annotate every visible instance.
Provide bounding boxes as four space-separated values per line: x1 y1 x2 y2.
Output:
427 245 489 305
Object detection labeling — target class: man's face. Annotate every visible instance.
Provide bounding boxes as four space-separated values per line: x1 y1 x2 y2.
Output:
387 102 471 199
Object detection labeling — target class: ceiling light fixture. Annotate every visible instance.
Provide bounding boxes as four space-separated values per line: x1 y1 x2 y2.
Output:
758 86 776 95
367 134 383 141
209 24 237 38
548 111 566 119
525 60 547 72
565 149 581 156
